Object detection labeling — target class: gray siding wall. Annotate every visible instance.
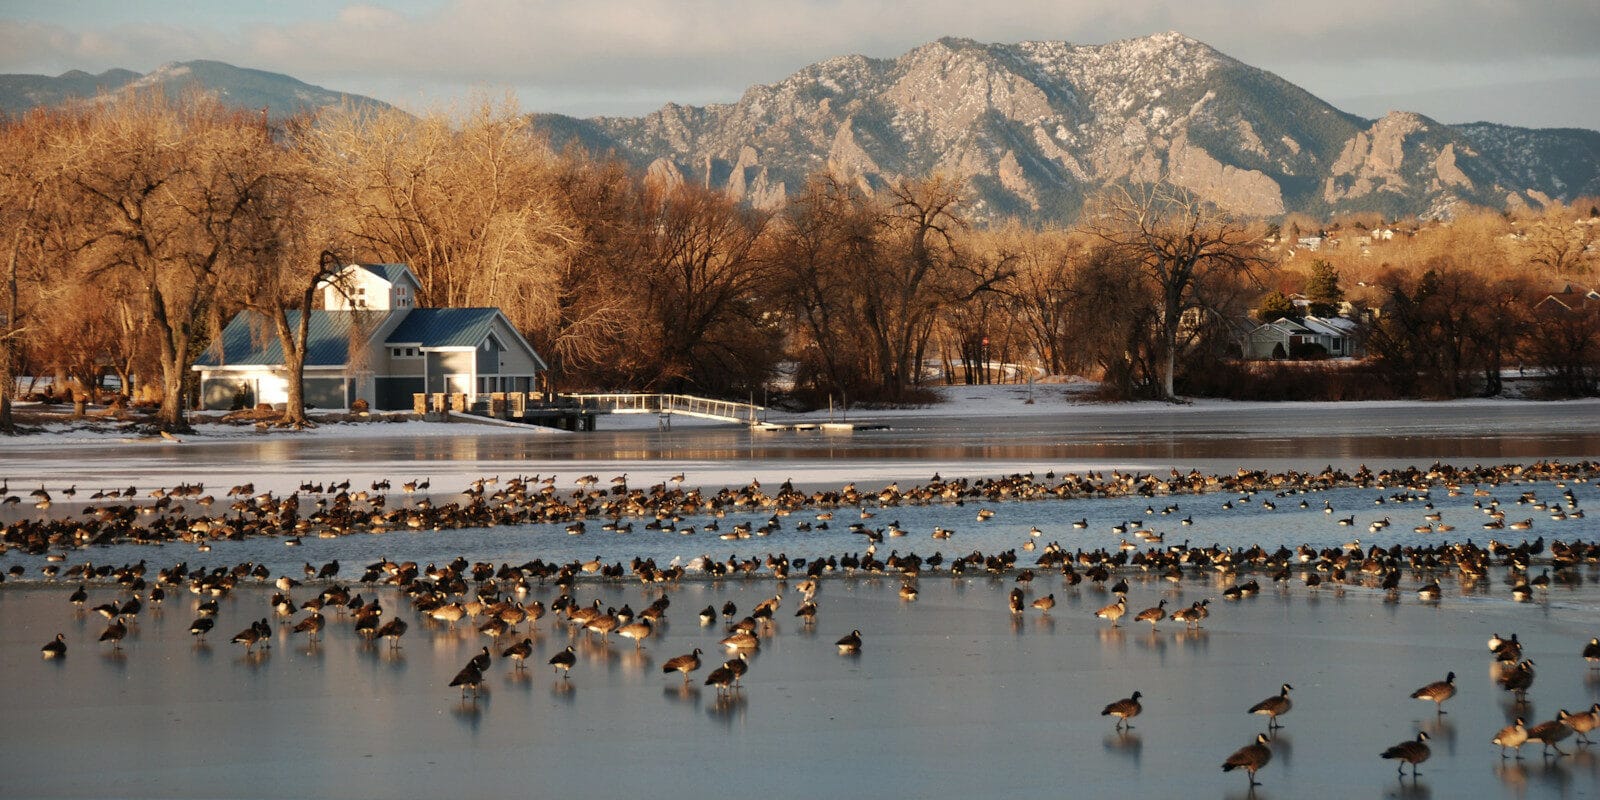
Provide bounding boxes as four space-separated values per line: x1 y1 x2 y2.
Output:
491 318 543 375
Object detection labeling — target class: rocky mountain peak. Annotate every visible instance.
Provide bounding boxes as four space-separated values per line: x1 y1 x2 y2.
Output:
541 32 1600 221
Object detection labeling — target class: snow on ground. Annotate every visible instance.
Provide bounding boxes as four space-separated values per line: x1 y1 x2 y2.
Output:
5 381 1600 446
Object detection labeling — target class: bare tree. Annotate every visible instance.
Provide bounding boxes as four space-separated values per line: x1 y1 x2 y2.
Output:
56 91 277 430
639 182 774 393
1521 204 1594 275
771 172 880 398
1085 183 1266 401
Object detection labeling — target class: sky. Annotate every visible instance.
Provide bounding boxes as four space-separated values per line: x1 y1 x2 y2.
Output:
1 0 1597 130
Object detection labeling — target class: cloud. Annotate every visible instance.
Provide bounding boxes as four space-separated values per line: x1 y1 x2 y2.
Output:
1 0 1597 126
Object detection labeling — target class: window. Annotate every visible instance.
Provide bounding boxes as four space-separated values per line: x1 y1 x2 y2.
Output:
389 346 420 359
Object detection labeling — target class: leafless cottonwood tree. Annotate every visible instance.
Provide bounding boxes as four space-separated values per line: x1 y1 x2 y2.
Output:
56 92 275 430
1085 183 1266 401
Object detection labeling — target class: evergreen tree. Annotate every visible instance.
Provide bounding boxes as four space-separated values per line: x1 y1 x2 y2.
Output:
1257 290 1297 321
1305 259 1345 317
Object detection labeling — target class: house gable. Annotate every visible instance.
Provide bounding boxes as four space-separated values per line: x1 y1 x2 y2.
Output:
322 263 421 312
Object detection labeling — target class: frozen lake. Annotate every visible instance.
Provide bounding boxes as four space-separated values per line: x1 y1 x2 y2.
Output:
2 393 1599 798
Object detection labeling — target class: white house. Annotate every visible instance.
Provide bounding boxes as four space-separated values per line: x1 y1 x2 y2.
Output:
1243 315 1362 360
194 264 547 411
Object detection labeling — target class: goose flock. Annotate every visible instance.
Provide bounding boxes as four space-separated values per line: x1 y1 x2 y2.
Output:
6 460 1600 795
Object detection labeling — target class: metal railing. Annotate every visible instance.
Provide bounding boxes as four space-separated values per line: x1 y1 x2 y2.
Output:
563 393 764 423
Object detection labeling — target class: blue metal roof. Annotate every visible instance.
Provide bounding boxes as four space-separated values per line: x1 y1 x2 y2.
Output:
195 311 385 368
385 308 499 349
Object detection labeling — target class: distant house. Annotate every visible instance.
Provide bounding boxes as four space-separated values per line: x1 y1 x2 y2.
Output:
1534 282 1599 315
193 264 547 411
1243 316 1362 360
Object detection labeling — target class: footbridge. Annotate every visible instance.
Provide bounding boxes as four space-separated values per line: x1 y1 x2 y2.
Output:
563 393 765 424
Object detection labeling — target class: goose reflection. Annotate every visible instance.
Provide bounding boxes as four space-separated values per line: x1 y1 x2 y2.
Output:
708 690 747 725
1174 628 1209 652
1267 729 1293 768
1495 761 1528 796
549 679 576 703
1420 715 1457 756
663 682 701 707
452 697 486 730
1394 778 1432 800
1103 730 1142 767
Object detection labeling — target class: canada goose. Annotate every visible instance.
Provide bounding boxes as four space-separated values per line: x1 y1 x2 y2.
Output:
1134 599 1168 629
1409 672 1456 713
1380 731 1431 777
720 631 760 652
699 606 717 626
795 600 818 625
429 602 466 629
898 584 919 601
1493 718 1529 759
1031 594 1056 614
1564 703 1599 744
501 638 534 669
1248 684 1294 728
449 662 485 698
68 585 88 607
376 617 408 649
97 619 128 650
230 619 269 652
41 633 67 659
1172 599 1210 629
662 648 703 682
1583 637 1600 668
1494 634 1523 663
584 608 620 641
704 663 737 695
189 617 214 640
1008 587 1025 615
1101 691 1142 730
1499 659 1536 700
617 619 653 650
1094 597 1127 627
724 653 750 686
292 611 325 642
836 629 863 654
468 646 492 673
1221 733 1273 787
548 645 576 678
1527 717 1571 757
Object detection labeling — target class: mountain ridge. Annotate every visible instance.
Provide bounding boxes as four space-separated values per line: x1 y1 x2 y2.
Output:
6 35 1596 222
0 60 392 121
533 32 1600 221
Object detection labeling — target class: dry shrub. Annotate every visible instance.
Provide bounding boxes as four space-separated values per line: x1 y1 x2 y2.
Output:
1180 360 1401 401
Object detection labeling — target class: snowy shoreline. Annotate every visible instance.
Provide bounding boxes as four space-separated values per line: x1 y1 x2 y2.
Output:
4 383 1598 447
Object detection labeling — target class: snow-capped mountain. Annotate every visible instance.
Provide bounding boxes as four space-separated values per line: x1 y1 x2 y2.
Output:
534 32 1600 221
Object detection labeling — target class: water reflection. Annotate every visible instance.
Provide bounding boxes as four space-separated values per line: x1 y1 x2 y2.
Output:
549 679 576 702
663 682 701 708
1495 761 1530 797
1394 778 1433 800
708 690 747 725
1103 731 1142 767
1268 730 1293 769
452 696 486 731
1421 716 1457 757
